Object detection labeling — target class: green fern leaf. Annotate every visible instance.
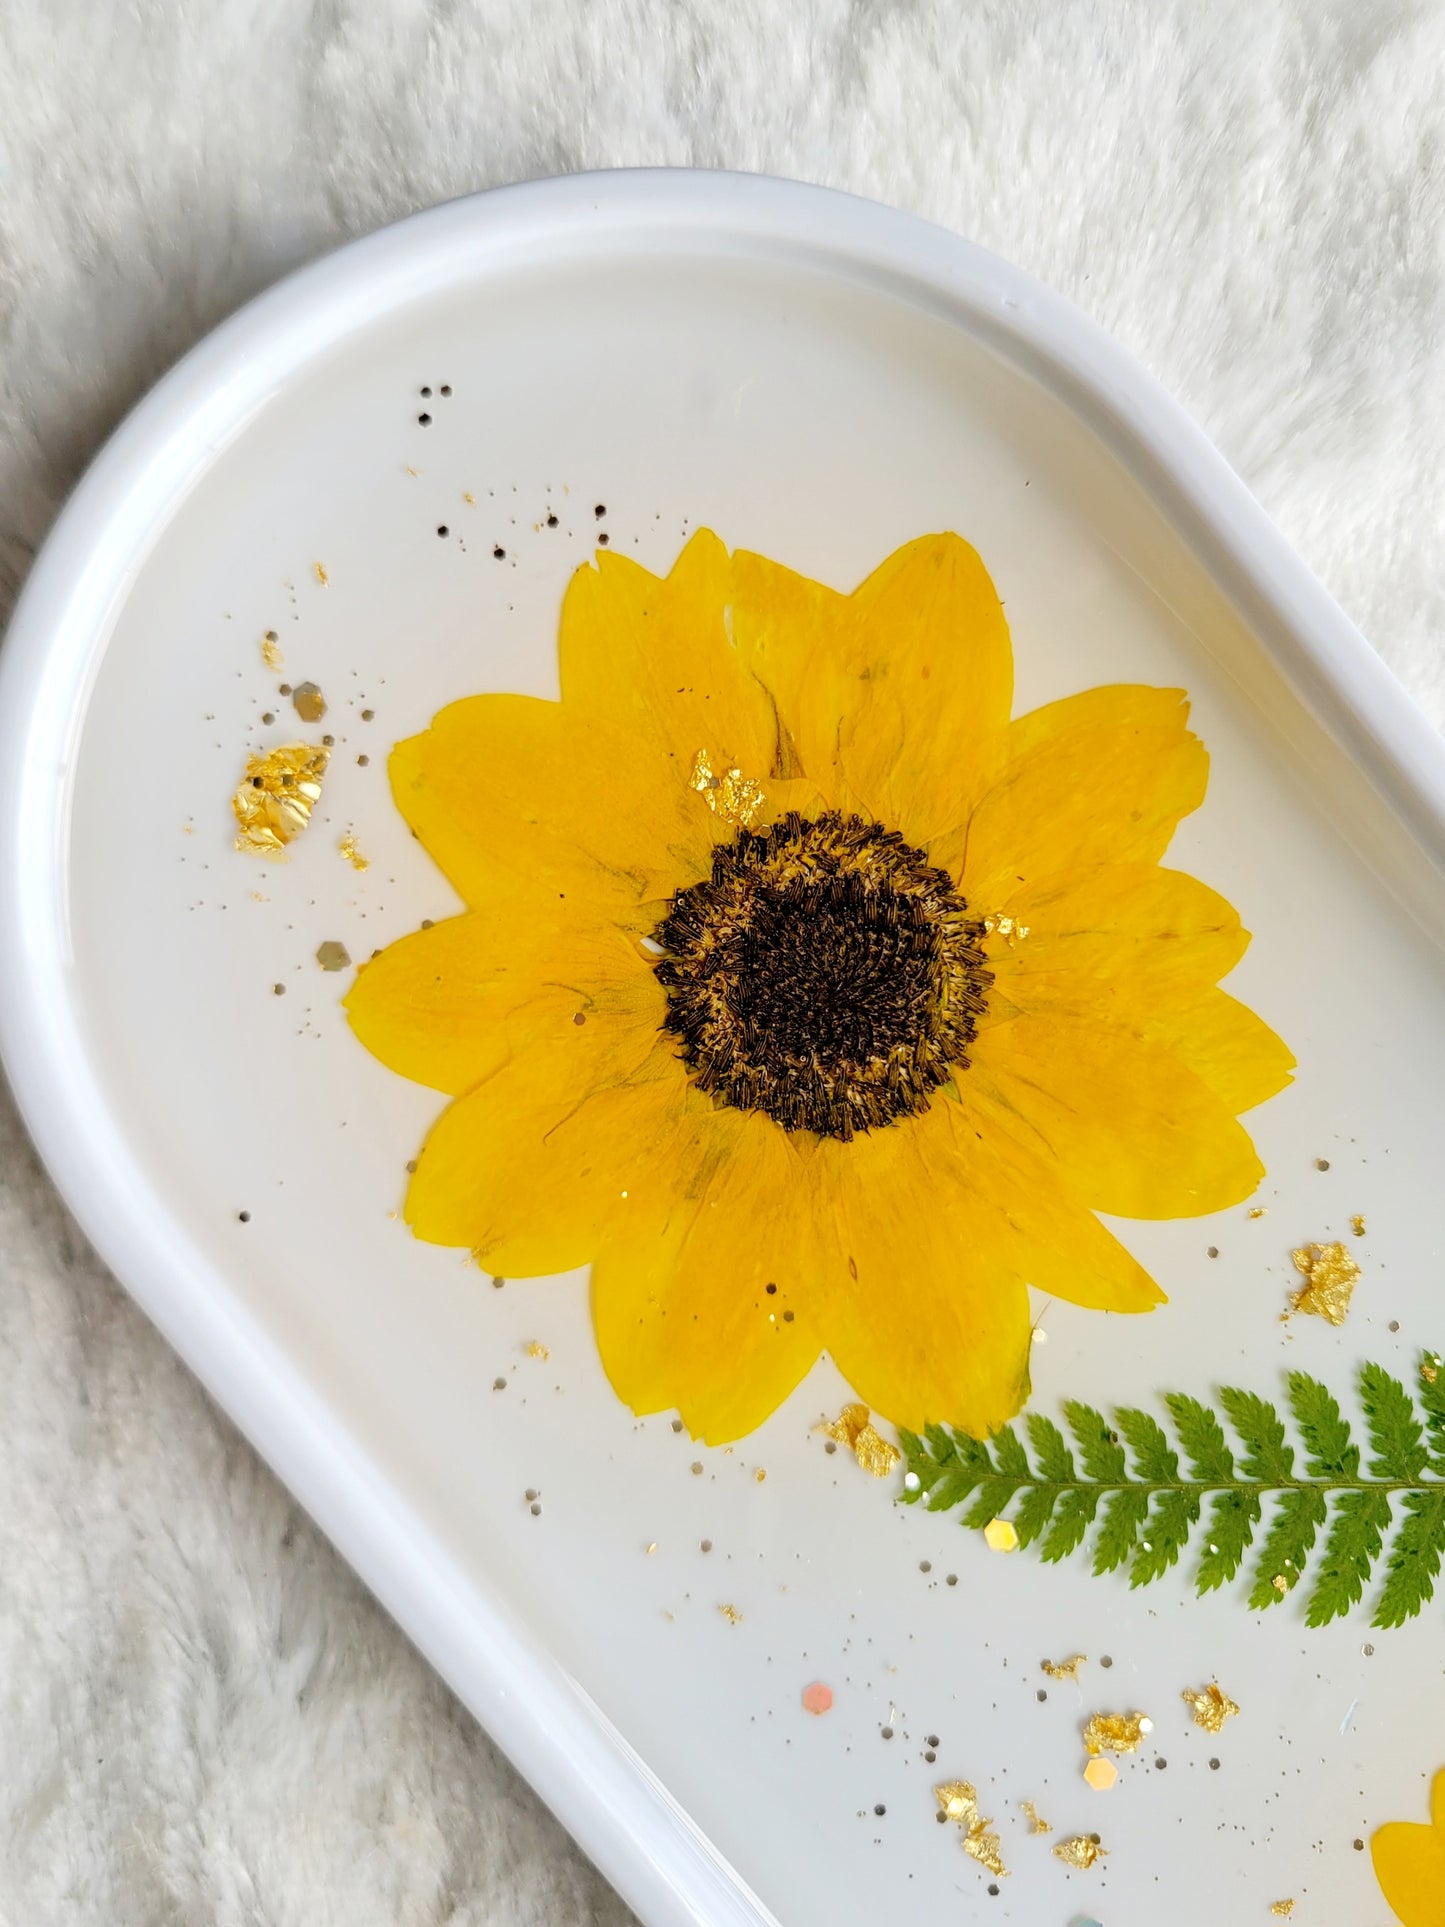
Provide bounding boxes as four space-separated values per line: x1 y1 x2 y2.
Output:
1013 1483 1058 1549
1360 1363 1429 1480
1289 1373 1359 1479
1115 1407 1179 1482
1306 1491 1392 1626
1026 1413 1075 1483
1065 1401 1127 1482
1373 1488 1445 1628
1166 1394 1234 1481
1418 1354 1445 1476
1093 1489 1149 1575
961 1479 1020 1530
991 1424 1031 1482
1219 1387 1294 1482
1248 1489 1327 1610
1131 1490 1200 1587
1039 1487 1099 1564
1196 1490 1261 1594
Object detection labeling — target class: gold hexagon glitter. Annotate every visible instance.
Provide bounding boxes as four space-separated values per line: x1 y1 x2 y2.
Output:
1270 1904 1295 1919
689 749 764 828
719 1603 743 1624
1288 1241 1360 1325
1053 1835 1108 1870
1043 1655 1087 1681
1182 1683 1240 1734
1083 1711 1151 1756
232 742 329 857
1083 1757 1118 1792
1351 1214 1367 1237
819 1404 901 1478
315 940 351 972
260 630 283 669
1019 1799 1051 1834
983 1518 1019 1553
291 681 327 723
338 831 368 872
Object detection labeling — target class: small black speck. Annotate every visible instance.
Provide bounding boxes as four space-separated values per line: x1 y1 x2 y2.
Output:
278 683 292 695
357 754 369 767
1100 1655 1113 1669
824 1439 837 1454
272 983 285 996
1089 1833 1101 1846
420 918 433 929
671 1417 684 1433
1353 1838 1364 1851
1155 1757 1167 1770
1390 1319 1401 1332
873 1804 885 1817
946 1573 957 1586
880 1726 893 1740
765 1282 777 1295
492 1377 506 1391
1316 1157 1330 1170
237 1210 251 1223
439 384 452 397
493 545 506 559
491 1275 505 1290
700 1539 712 1552
261 711 274 724
418 412 432 426
322 734 335 747
934 1811 947 1825
1209 1757 1220 1771
437 525 449 538
987 1885 999 1898
782 1309 794 1322
1207 1245 1219 1258
923 1749 936 1763
361 708 375 721
405 1160 417 1173
1037 1689 1047 1702
529 1502 542 1516
420 386 432 398
546 513 558 527
594 503 607 518
919 1560 931 1573
598 532 610 545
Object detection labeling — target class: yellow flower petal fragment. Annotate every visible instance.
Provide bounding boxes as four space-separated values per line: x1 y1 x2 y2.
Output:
1372 1769 1445 1927
948 685 1206 900
1147 988 1297 1116
345 901 658 1097
591 1113 824 1444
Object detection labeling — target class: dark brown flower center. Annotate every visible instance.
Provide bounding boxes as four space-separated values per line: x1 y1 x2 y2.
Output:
650 811 991 1139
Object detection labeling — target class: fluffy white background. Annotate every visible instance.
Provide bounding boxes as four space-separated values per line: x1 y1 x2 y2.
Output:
1 3 1442 1921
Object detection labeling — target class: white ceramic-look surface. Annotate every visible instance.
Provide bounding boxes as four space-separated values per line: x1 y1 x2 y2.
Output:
3 175 1444 1927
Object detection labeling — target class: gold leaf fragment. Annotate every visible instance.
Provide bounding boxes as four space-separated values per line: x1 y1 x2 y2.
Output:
962 1826 1007 1878
982 912 1030 944
1053 1835 1108 1870
819 1404 901 1478
719 1603 742 1624
935 1781 977 1823
525 1340 550 1361
689 748 765 828
232 742 329 857
1181 1683 1240 1734
934 1782 1007 1877
1270 1904 1295 1919
338 831 368 871
1288 1241 1360 1326
1082 1711 1150 1756
314 562 329 586
1350 1214 1366 1237
1042 1655 1086 1681
1019 1799 1051 1834
260 630 283 669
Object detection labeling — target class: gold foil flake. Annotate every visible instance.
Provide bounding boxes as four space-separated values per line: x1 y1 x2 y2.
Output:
1270 1904 1295 1919
963 1826 1007 1878
719 1603 743 1624
260 629 283 669
1019 1799 1051 1835
983 1518 1019 1553
1053 1835 1108 1870
291 681 327 723
338 831 368 872
1043 1655 1087 1681
314 561 329 586
1424 1356 1440 1385
232 742 330 856
1082 1711 1150 1756
935 1781 978 1823
1182 1683 1240 1734
688 748 765 828
819 1404 901 1478
463 490 476 505
1288 1241 1360 1326
525 1340 550 1361
982 912 1030 945
1272 1573 1289 1596
315 940 351 972
1083 1758 1118 1792
1351 1214 1367 1237
754 1467 767 1483
1248 1206 1268 1219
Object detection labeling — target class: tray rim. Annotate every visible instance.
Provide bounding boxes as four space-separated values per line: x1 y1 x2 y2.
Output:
2 168 1443 1927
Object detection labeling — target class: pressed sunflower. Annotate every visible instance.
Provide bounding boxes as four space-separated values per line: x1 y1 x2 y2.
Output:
346 532 1293 1443
1373 1768 1445 1926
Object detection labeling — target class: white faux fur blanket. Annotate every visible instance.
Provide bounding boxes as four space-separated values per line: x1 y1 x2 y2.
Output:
2 3 1442 1921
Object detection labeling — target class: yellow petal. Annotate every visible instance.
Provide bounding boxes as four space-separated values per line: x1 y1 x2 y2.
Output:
969 1010 1264 1218
558 531 781 780
832 534 1014 845
390 694 717 909
813 1113 1034 1436
591 1112 824 1443
1373 1772 1445 1927
405 1040 684 1273
1148 988 1296 1115
945 686 1207 900
934 1099 1164 1313
986 865 1249 1012
729 547 852 789
345 901 659 1097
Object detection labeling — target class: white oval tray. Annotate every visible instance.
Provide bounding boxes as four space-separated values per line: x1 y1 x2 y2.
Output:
3 173 1443 1927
